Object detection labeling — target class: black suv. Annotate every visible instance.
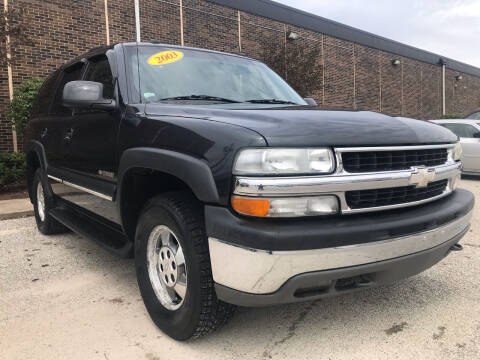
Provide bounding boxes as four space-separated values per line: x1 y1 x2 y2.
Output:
25 43 474 340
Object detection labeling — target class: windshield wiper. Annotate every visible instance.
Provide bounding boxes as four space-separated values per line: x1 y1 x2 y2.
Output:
246 99 298 105
159 95 241 103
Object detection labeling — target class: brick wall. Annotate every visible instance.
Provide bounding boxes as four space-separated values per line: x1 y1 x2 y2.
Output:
1 0 480 151
141 0 180 44
109 0 136 43
355 45 380 112
183 0 239 53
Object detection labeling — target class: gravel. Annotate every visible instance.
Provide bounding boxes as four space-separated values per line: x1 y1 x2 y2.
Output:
1 178 479 360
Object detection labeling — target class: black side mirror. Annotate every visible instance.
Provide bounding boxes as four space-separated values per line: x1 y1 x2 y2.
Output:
63 81 116 111
473 132 480 138
304 98 318 106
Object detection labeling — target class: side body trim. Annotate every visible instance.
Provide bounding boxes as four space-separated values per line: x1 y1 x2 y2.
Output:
47 166 116 200
48 175 113 201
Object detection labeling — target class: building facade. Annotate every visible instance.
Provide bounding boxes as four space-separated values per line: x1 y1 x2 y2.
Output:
1 0 480 152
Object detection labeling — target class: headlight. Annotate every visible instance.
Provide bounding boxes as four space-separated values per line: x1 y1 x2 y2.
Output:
453 142 463 161
448 143 462 162
232 195 339 217
233 148 335 175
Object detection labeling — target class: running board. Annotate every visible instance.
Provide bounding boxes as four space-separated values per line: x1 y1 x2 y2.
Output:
49 205 133 258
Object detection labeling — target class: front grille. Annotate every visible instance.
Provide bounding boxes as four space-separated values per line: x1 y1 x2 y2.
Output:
346 179 449 209
342 148 448 173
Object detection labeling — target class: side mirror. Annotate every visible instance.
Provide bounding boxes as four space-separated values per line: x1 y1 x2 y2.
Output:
304 98 318 106
63 81 116 111
473 132 480 138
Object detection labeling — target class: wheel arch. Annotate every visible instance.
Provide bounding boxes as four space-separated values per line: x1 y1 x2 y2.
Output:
117 148 220 240
25 140 48 203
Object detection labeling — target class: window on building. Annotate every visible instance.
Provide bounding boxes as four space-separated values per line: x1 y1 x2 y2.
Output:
440 123 480 138
51 62 85 115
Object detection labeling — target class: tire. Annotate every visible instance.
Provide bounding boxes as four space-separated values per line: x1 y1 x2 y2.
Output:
32 168 68 235
135 191 236 340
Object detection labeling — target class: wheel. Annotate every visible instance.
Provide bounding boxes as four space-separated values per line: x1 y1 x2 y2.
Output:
32 168 67 235
135 192 236 340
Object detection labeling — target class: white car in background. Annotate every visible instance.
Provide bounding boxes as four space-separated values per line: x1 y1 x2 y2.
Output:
431 119 480 175
466 109 480 120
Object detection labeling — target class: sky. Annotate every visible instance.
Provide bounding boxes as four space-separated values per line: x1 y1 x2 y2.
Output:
274 0 480 68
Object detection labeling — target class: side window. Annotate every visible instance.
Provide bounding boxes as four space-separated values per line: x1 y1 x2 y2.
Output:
34 71 60 116
51 63 85 115
441 123 480 138
84 56 114 99
467 112 480 120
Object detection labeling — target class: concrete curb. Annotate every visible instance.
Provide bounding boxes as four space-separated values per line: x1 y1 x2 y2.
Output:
0 210 35 221
0 198 34 221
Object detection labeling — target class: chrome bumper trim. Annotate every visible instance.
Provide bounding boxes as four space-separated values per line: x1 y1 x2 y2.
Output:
208 210 472 294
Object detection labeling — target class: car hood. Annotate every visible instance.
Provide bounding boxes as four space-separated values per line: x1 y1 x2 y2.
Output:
145 105 457 147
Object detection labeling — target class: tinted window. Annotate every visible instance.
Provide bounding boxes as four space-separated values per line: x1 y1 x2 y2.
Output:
440 123 480 138
84 56 114 98
51 63 85 115
467 112 480 120
34 71 60 115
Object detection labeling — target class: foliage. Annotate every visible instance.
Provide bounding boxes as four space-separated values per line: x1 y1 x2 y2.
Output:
6 77 44 138
0 8 34 67
0 152 26 189
440 113 464 119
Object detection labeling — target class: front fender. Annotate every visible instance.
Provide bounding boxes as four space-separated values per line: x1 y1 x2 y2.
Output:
117 147 220 204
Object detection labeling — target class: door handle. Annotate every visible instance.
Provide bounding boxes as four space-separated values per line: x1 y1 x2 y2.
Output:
40 128 48 139
64 128 74 142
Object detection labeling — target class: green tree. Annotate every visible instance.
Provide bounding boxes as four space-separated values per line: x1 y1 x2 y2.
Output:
6 78 44 138
0 152 26 188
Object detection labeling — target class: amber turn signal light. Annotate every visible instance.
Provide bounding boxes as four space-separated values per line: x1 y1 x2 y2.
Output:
232 196 270 217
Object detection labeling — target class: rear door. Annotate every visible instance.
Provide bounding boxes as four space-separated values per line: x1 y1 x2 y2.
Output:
440 123 480 172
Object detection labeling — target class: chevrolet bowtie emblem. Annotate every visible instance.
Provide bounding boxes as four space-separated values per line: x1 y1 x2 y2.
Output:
409 167 435 188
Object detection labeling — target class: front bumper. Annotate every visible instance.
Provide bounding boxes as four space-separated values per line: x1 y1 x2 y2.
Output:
206 189 474 306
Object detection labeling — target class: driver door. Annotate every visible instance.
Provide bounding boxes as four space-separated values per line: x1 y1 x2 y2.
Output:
57 54 121 224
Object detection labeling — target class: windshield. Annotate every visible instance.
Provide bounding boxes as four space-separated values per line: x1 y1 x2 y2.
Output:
128 45 307 106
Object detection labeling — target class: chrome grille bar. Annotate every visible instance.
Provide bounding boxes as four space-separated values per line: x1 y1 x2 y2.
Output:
234 162 461 196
